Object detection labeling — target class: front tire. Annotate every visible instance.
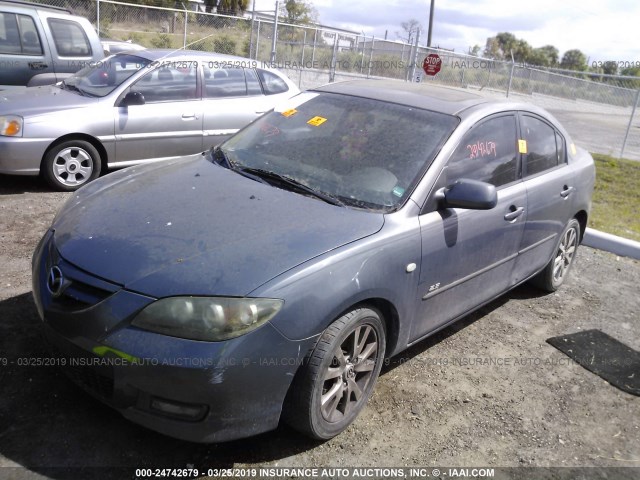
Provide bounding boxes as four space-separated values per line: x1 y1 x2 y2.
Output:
284 307 386 440
42 140 101 191
531 218 580 292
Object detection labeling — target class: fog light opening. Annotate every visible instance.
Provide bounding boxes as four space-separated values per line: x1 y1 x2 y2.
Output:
150 397 208 421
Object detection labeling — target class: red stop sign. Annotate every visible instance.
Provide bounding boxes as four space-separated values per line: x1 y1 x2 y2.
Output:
423 54 442 76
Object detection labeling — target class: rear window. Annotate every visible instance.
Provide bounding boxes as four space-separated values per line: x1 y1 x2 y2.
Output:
48 18 91 57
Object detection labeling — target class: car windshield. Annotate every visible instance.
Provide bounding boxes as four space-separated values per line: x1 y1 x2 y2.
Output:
219 91 459 212
60 54 151 97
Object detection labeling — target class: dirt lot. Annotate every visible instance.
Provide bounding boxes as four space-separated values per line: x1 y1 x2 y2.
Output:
0 174 639 479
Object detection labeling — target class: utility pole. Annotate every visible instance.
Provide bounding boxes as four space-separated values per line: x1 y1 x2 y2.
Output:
427 0 435 47
270 1 279 64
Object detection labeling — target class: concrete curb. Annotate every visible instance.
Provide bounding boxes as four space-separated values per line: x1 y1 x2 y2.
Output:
583 228 640 260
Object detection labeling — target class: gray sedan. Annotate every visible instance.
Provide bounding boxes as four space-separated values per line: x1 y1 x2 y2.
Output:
0 49 299 190
32 80 594 442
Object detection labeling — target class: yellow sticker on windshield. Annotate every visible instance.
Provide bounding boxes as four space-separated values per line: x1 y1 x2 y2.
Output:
307 116 327 127
282 108 298 117
570 143 577 155
518 139 527 154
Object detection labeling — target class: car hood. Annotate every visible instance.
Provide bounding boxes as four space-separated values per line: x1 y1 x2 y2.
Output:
0 85 97 116
52 157 384 297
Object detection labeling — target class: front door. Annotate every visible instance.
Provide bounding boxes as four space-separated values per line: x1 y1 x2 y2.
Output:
0 11 54 87
411 114 526 342
114 63 203 165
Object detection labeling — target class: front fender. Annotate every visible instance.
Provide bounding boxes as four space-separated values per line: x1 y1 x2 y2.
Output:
251 215 422 350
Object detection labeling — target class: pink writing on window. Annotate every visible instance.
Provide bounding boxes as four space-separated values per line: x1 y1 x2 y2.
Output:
466 141 497 159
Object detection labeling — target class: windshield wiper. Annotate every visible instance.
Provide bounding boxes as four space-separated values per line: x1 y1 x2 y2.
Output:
211 147 269 185
211 145 231 167
60 80 86 96
211 148 341 206
239 167 345 207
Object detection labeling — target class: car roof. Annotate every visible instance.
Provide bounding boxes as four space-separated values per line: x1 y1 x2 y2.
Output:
0 0 70 13
312 79 497 115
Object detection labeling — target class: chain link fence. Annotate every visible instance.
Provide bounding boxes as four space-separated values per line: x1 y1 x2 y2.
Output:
30 0 640 160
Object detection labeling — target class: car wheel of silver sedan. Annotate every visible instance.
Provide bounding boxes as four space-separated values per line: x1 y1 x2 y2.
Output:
284 307 386 440
532 218 581 292
43 140 101 191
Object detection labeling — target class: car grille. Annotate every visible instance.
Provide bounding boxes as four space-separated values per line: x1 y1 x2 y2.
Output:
47 249 121 311
55 278 115 310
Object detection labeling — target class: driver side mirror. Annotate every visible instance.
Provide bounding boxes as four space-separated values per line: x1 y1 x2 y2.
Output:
120 91 145 107
437 178 497 210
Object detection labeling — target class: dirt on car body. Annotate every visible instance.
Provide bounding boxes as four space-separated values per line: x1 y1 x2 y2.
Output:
0 174 638 477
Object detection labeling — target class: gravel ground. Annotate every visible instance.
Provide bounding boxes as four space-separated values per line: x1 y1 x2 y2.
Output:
0 173 639 479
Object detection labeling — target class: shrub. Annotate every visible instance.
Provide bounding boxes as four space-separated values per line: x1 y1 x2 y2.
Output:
213 35 237 55
151 33 172 49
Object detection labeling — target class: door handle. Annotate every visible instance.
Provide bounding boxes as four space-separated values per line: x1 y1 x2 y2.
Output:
504 206 524 221
181 113 197 119
29 61 48 70
560 186 575 198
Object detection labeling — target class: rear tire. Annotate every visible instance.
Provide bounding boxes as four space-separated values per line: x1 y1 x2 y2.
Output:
531 218 580 292
42 140 101 191
283 307 386 440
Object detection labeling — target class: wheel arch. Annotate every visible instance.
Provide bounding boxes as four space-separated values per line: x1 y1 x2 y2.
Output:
574 210 588 243
41 134 108 173
280 297 398 436
355 298 401 358
293 296 402 372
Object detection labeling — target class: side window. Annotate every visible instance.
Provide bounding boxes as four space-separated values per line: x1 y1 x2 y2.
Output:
0 12 42 55
521 115 560 176
245 68 263 96
555 131 566 165
130 64 197 103
18 15 42 54
47 18 91 57
257 69 289 95
203 66 247 98
448 115 518 187
0 12 21 54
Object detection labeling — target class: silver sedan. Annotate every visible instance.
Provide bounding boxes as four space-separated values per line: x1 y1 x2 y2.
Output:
0 49 299 190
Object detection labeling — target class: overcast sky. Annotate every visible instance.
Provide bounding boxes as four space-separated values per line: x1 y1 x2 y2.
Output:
252 0 639 63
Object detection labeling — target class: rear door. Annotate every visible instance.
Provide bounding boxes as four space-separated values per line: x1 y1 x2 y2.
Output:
412 113 527 341
114 62 204 165
512 113 576 283
201 66 273 147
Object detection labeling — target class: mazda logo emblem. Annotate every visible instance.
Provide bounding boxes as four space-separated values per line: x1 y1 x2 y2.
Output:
47 266 65 297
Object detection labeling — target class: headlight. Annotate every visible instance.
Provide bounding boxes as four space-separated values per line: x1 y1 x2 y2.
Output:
0 115 23 137
131 297 283 342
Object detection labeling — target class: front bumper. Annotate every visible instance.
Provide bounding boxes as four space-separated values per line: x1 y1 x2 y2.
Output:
0 136 52 175
32 230 314 443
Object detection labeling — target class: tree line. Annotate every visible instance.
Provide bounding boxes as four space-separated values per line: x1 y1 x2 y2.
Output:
121 0 316 24
480 32 639 77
